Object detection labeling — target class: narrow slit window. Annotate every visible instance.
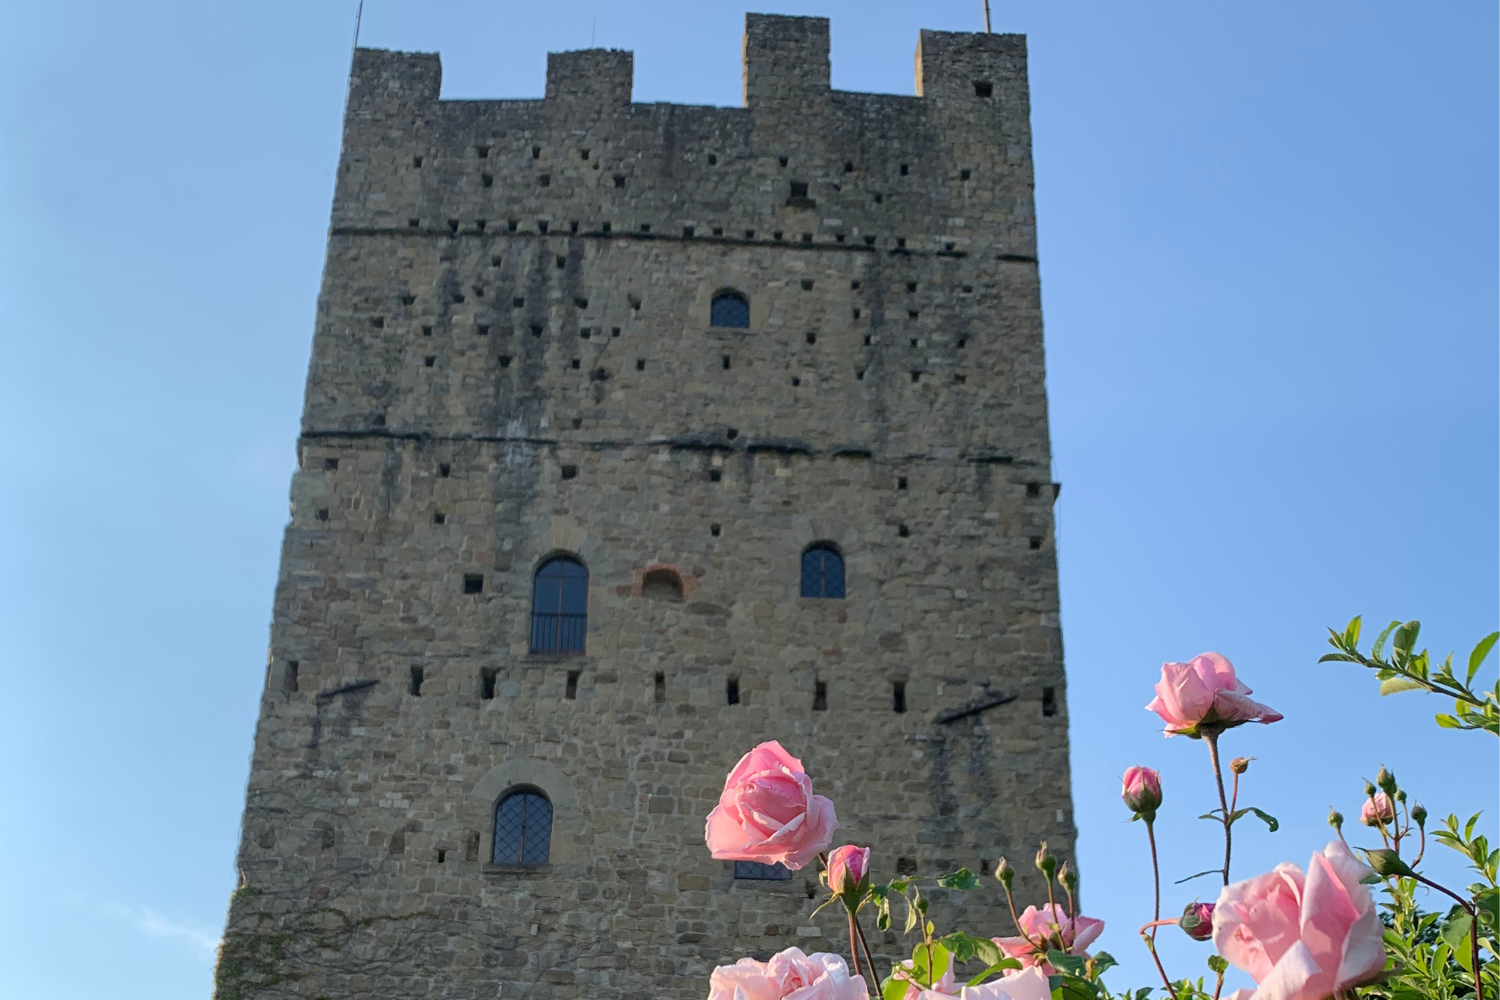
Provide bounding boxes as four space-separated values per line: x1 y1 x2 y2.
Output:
1043 687 1057 717
285 661 299 693
654 671 666 704
726 677 740 705
409 666 424 696
565 670 579 700
481 668 497 700
893 681 907 714
813 681 827 711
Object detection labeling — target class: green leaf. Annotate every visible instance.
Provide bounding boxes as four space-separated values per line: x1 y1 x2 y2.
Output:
1048 951 1088 978
882 976 910 1000
971 938 1004 967
1344 616 1362 648
1468 632 1498 684
1441 912 1474 970
1372 620 1401 661
936 868 981 891
1207 955 1229 974
939 932 977 964
965 961 1021 988
1134 988 1154 1000
1474 886 1499 928
1392 620 1421 656
1246 807 1279 832
1318 653 1360 664
1379 677 1427 696
1435 714 1463 729
1090 951 1118 978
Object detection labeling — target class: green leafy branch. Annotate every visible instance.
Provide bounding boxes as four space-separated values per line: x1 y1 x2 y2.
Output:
1322 617 1499 735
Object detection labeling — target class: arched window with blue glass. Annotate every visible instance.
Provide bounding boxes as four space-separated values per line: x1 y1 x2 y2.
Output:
492 787 552 866
531 555 588 653
710 290 750 329
800 543 845 599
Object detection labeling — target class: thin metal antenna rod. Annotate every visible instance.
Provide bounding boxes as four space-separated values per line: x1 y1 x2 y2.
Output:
353 0 365 49
982 0 992 33
343 0 365 112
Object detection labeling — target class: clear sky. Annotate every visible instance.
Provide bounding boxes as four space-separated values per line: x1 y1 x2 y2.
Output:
1 2 1494 997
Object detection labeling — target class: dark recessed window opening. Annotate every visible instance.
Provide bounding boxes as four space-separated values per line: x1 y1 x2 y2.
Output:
893 681 907 714
789 181 808 199
1043 687 1057 716
654 671 666 703
774 231 784 241
570 221 579 233
476 324 490 335
726 428 739 440
611 327 621 337
532 146 541 159
602 222 612 232
531 556 588 654
400 294 416 306
433 511 446 524
571 359 581 369
708 153 718 165
482 173 494 187
712 227 724 236
413 155 423 168
639 223 651 233
778 156 789 167
709 469 722 482
437 848 447 863
960 169 971 181
801 544 845 599
974 80 993 97
863 335 872 346
556 256 567 270
408 218 420 227
372 414 385 426
531 324 543 337
1026 482 1042 497
852 308 861 319
642 568 684 602
448 219 459 233
628 293 642 310
512 297 524 308
439 463 450 478
285 661 299 693
481 667 497 700
1030 536 1044 550
745 229 756 239
499 355 513 367
896 237 907 248
581 328 591 339
801 279 814 291
898 524 910 538
537 220 549 234
897 476 908 490
899 164 909 176
726 677 740 705
580 148 590 160
855 369 865 380
683 226 695 238
844 161 854 173
636 358 646 371
791 376 801 386
574 296 588 309
316 508 329 521
910 371 921 383
910 339 919 347
806 332 817 344
908 310 920 319
571 418 582 429
493 789 551 866
507 219 518 231
958 338 967 349
613 174 626 188
813 681 827 711
323 457 339 471
464 574 484 594
560 464 578 480
735 860 791 881
722 355 731 370
409 666 425 696
710 522 722 536
477 145 489 158
801 233 812 243
370 317 384 328
565 670 580 700
874 193 884 204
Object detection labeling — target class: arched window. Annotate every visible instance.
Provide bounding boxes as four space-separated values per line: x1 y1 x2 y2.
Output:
801 543 845 599
531 556 588 653
641 567 684 602
493 788 552 866
710 290 750 329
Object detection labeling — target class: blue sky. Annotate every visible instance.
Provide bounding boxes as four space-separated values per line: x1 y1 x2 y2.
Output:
1 2 1494 997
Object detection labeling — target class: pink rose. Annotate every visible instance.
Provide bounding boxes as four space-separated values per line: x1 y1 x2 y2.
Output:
1213 841 1386 1000
708 947 868 1000
827 845 871 895
1146 652 1283 738
893 958 957 999
1360 793 1394 827
994 903 1105 973
1180 901 1215 941
962 967 1053 1000
705 741 838 870
1122 766 1163 818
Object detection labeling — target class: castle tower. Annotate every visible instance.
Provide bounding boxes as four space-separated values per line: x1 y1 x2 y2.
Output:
216 14 1073 999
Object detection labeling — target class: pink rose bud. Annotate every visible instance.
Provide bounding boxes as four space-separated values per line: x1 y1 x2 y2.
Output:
1180 901 1215 941
1360 792 1394 827
1145 653 1282 738
704 741 839 870
826 845 871 895
1121 766 1163 819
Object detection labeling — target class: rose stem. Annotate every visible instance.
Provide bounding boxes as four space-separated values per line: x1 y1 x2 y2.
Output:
847 912 863 979
1139 930 1179 1000
1412 873 1482 999
852 913 880 988
1147 820 1162 936
1203 729 1232 886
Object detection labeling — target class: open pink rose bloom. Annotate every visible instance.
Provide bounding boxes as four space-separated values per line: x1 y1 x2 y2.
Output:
896 964 1052 1000
1212 841 1386 1000
993 903 1105 974
705 741 839 870
1146 652 1283 737
708 947 867 1000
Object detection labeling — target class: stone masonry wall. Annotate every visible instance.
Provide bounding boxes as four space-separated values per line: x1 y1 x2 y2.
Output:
216 14 1074 1000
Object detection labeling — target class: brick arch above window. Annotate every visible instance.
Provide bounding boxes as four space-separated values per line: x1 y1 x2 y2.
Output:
631 563 700 600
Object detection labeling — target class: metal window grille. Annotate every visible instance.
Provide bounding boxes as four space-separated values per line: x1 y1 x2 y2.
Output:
531 557 588 653
493 790 552 866
800 545 845 598
710 293 750 329
734 860 791 880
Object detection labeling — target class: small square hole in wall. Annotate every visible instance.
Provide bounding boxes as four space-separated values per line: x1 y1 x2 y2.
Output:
707 153 718 165
957 337 967 349
423 355 435 367
324 457 339 471
463 574 484 594
899 164 909 176
844 161 855 173
579 148 590 160
954 373 966 384
316 508 329 521
898 523 910 537
482 173 493 187
639 223 651 233
370 317 384 328
581 328 591 339
512 297 524 308
910 338 919 347
863 335 872 346
481 667 497 699
874 193 884 204
560 464 578 480
571 417 582 429
712 227 723 236
722 356 731 370
400 294 416 306
574 296 589 309
421 326 433 339
893 681 907 714
448 219 459 233
452 292 465 304
709 469 722 482
532 146 541 159
499 355 513 367
960 169 971 181
745 229 755 239
1029 536 1044 550
710 522 721 537
613 174 625 188
683 226 695 238
801 233 812 243
962 284 974 293
726 677 741 705
437 849 447 864
835 233 845 242
476 324 490 336
813 681 827 711
855 368 865 380
852 308 861 319
789 181 808 199
285 661 300 693
800 279 814 292
433 511 446 524
850 280 861 290
897 476 908 490
896 237 907 248
565 670 579 699
372 414 385 426
413 155 423 168
571 358 581 369
439 463 450 478
906 282 918 293
910 371 921 383
570 220 579 233
1026 482 1042 497
601 221 612 232
1043 686 1057 716
864 235 877 246
805 331 817 344
408 218 420 227
556 255 567 269
774 231 784 241
611 327 621 337
726 428 739 439
537 220 549 234
945 241 955 251
477 145 489 158
635 359 645 371
791 376 801 386
654 671 666 704
778 156 789 167
409 666 424 696
531 324 543 337
974 80 993 97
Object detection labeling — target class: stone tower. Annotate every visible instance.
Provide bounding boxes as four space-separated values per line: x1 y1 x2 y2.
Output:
216 14 1073 1000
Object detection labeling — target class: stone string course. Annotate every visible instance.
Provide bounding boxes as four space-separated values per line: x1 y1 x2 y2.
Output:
216 14 1075 1000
